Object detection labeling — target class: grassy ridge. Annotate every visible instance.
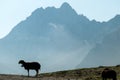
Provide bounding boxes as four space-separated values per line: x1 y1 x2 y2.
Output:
40 65 120 80
0 65 120 80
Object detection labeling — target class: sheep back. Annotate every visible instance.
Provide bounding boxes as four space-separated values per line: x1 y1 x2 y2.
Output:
102 69 116 79
23 62 41 70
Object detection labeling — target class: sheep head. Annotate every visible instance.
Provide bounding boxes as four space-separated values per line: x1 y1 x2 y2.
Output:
19 60 25 67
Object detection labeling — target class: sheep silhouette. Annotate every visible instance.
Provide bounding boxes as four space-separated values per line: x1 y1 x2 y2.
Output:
101 68 117 80
19 60 41 77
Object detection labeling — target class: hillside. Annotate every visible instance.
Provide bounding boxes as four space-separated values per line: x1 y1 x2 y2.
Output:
0 65 120 80
79 26 120 68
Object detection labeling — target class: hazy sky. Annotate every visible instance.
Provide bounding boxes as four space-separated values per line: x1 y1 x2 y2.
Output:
0 0 120 39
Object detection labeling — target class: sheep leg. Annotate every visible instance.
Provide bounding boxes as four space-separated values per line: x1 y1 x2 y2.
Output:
35 69 39 77
102 78 106 80
27 69 29 77
113 77 117 80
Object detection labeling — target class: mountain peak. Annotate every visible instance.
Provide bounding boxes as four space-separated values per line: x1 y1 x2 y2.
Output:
60 2 72 9
113 14 120 20
59 2 78 16
109 14 120 22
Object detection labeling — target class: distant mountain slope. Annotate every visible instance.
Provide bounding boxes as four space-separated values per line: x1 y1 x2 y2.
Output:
78 26 120 68
0 2 120 74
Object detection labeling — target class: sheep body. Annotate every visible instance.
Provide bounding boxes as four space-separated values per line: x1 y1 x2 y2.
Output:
22 62 40 70
19 60 41 77
102 68 117 80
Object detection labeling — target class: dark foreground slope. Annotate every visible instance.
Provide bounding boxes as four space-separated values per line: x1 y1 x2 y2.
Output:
1 65 120 80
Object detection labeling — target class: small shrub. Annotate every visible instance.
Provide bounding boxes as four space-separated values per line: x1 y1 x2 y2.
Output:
116 64 120 67
98 66 105 68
